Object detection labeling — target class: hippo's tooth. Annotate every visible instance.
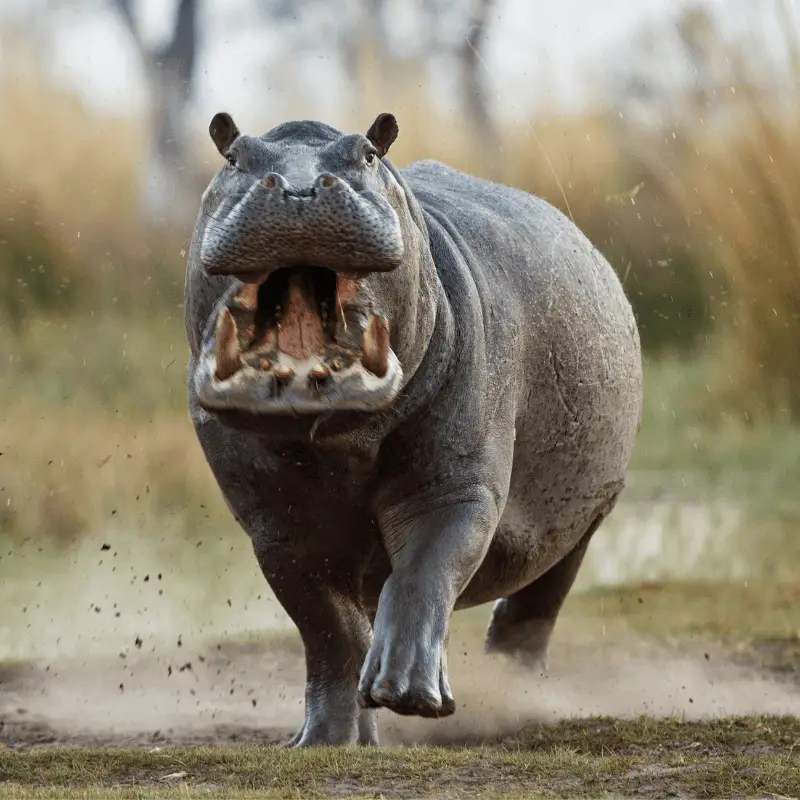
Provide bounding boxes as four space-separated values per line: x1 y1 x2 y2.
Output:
274 364 295 382
361 314 390 378
215 308 241 381
233 282 259 313
310 363 329 380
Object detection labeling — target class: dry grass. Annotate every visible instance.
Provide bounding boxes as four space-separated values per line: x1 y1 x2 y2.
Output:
0 41 144 250
0 314 221 543
0 31 186 323
0 413 220 545
632 0 800 418
562 579 800 645
0 406 216 542
0 725 798 798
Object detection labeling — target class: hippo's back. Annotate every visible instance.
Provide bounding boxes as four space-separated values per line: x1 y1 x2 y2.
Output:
402 159 642 601
401 158 638 346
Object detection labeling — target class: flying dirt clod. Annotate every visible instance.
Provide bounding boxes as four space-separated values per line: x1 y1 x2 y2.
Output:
184 110 644 747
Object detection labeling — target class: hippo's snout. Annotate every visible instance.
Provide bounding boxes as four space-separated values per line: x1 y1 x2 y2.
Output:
199 170 405 280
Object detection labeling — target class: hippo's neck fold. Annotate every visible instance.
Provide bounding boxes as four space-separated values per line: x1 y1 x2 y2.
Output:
377 160 440 389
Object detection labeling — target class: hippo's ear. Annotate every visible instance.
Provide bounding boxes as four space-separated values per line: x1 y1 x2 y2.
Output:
209 112 240 156
366 113 399 158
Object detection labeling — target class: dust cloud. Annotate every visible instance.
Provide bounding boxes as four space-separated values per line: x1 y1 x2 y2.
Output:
0 529 289 662
5 500 793 747
2 611 799 749
383 632 800 745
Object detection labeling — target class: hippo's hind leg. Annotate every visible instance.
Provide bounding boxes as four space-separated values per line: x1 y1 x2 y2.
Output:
253 544 378 747
485 495 619 670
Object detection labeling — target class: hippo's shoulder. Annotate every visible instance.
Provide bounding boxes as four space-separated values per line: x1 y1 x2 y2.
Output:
400 159 500 199
399 159 572 235
400 159 462 181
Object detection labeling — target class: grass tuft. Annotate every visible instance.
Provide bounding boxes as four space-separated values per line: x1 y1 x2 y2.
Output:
0 722 798 798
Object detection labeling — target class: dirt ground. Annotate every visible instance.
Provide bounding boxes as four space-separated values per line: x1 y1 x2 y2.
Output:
1 585 799 797
1 626 799 751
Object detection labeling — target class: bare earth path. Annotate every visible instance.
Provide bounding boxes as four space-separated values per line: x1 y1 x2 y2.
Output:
1 583 799 797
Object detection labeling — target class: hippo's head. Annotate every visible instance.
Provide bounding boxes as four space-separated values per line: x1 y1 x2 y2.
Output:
187 112 436 421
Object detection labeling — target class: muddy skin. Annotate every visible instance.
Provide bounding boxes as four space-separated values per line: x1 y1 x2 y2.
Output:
184 111 643 747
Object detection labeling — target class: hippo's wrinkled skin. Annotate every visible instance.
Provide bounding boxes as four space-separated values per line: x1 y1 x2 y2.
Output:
184 111 643 747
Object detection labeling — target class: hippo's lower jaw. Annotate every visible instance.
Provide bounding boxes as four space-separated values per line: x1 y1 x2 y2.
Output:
194 266 403 415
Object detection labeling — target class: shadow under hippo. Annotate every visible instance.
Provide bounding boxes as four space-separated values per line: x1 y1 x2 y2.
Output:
183 111 643 747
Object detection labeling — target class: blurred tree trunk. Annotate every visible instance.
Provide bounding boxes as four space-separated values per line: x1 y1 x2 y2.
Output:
353 0 391 121
458 0 500 177
113 0 198 227
414 0 500 177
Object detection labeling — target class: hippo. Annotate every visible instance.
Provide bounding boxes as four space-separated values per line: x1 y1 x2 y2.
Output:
184 111 642 747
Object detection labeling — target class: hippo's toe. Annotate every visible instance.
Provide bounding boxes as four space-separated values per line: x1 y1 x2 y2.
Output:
369 683 443 717
358 640 455 718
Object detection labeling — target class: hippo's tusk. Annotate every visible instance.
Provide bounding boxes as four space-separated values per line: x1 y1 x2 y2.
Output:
361 314 390 378
310 363 330 380
274 364 295 382
215 308 241 381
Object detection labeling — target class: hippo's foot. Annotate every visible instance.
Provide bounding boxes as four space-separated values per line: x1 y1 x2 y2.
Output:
286 706 379 747
252 550 378 747
357 575 456 718
358 633 455 717
359 496 500 718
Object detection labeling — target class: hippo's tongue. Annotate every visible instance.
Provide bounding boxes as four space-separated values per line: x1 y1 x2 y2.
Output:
276 279 325 360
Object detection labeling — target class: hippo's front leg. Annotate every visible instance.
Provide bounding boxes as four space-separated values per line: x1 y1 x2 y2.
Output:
358 490 497 717
252 544 378 747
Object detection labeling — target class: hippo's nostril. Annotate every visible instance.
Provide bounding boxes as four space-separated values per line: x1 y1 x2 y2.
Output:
317 174 338 189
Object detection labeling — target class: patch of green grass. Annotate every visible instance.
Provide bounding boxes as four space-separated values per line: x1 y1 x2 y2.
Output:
0 792 312 800
1 312 188 419
456 579 800 686
456 579 800 649
563 580 800 643
631 355 800 505
517 715 800 755
0 723 798 798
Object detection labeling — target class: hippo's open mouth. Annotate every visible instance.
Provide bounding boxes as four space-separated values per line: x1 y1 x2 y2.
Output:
194 267 403 415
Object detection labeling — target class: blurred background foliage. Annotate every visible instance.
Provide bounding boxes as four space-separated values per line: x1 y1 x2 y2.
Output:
1 0 799 584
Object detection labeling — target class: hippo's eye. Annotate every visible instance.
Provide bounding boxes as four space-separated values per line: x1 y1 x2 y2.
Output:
365 151 376 166
225 152 238 169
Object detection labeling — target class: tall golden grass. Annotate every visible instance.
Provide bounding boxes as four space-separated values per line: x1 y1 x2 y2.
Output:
0 32 185 324
0 41 144 248
632 0 800 418
1 4 798 407
683 111 800 419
